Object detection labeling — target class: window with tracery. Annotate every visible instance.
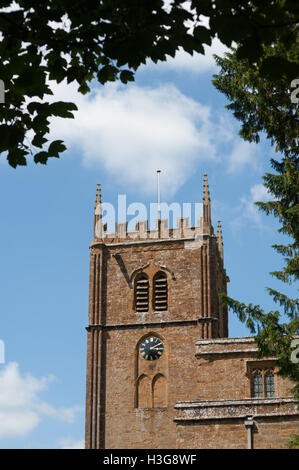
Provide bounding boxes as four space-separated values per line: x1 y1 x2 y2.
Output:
251 368 275 398
252 372 263 398
265 372 275 397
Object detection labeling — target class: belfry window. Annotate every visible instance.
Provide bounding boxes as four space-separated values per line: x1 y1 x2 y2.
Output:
135 274 149 312
153 272 168 311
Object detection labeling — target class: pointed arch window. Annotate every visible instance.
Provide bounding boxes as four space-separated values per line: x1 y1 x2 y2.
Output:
136 374 151 408
135 273 149 312
250 368 275 398
152 373 167 408
153 272 168 311
265 372 275 397
252 372 263 398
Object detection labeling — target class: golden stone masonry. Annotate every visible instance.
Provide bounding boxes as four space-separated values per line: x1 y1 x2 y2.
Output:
85 175 299 449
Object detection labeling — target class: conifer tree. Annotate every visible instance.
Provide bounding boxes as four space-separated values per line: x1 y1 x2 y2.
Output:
213 40 299 424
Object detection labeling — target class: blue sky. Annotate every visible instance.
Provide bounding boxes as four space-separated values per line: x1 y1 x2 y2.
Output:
0 28 296 449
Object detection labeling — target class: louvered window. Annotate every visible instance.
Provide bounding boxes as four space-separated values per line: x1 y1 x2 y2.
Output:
153 272 168 311
135 274 149 312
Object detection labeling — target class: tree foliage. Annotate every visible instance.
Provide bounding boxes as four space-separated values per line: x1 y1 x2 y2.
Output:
214 42 299 408
0 0 299 167
219 160 299 399
213 37 299 160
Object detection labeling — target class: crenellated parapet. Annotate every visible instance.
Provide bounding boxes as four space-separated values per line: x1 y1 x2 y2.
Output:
91 174 223 264
93 216 205 244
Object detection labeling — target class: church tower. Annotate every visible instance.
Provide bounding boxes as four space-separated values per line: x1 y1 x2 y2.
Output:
85 175 229 449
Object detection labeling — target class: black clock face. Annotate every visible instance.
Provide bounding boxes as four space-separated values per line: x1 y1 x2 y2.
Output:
139 336 164 361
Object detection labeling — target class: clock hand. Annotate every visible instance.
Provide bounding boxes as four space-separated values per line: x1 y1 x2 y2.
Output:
151 342 163 348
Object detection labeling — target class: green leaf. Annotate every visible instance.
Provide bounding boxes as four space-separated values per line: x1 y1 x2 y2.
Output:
7 147 28 168
32 134 48 148
119 70 135 84
236 36 263 63
78 83 91 94
48 140 67 158
193 26 212 47
97 65 119 84
260 57 299 81
34 151 49 164
49 101 78 118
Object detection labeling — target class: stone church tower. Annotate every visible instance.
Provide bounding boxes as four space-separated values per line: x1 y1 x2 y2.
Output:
84 175 229 449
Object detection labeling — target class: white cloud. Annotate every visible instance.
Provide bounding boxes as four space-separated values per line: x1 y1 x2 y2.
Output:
144 38 228 75
250 183 272 203
144 4 229 74
59 437 85 449
226 140 260 173
49 81 218 196
3 2 241 190
0 362 82 439
231 183 272 230
47 80 258 197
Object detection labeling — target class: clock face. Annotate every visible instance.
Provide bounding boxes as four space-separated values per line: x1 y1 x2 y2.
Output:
139 336 164 361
